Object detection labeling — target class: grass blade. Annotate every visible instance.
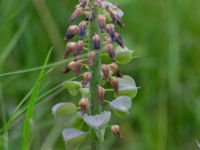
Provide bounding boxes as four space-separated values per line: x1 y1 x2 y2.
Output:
21 49 52 150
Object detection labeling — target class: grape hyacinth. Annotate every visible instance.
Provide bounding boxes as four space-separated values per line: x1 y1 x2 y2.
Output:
52 0 138 149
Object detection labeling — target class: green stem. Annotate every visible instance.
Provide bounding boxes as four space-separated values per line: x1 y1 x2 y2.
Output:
88 1 102 150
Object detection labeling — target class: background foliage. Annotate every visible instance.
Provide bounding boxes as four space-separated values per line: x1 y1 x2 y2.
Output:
0 0 200 149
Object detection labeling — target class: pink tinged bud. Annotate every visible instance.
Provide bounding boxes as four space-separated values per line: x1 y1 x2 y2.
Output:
93 34 101 50
104 43 116 62
111 125 122 139
65 25 80 41
110 63 122 77
82 72 92 87
110 77 119 94
98 86 105 103
70 6 84 21
79 97 88 114
106 24 115 41
76 40 84 57
114 32 125 48
88 51 96 67
79 21 87 39
64 42 77 59
68 60 83 76
98 14 106 32
102 64 110 81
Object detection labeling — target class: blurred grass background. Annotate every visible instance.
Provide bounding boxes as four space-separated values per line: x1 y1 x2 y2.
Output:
0 0 200 149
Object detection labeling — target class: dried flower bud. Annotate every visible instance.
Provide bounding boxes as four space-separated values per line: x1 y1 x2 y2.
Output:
76 40 84 57
102 64 110 81
93 34 101 50
67 60 83 76
82 72 92 87
79 21 87 39
111 125 122 138
110 77 119 93
79 97 88 114
64 42 77 59
70 6 84 21
98 86 105 103
88 51 96 67
106 24 115 41
104 43 116 62
65 25 80 41
114 32 125 48
110 63 122 77
98 14 106 32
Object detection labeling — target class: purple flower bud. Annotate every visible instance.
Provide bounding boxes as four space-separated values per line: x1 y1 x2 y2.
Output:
106 7 125 27
114 32 125 48
104 43 116 62
76 40 84 57
93 34 101 50
98 86 105 104
70 6 84 21
88 51 96 67
82 72 92 87
65 25 80 41
98 15 106 32
106 24 115 41
64 42 77 59
102 64 110 81
79 21 87 39
110 77 119 94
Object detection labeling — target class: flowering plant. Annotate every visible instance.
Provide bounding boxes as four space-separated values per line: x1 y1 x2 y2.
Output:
52 0 138 149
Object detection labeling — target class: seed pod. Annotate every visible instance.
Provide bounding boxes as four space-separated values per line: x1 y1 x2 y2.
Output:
111 125 122 139
93 34 101 50
65 25 80 41
102 64 110 81
106 24 115 41
76 40 84 57
114 32 125 48
98 86 105 104
79 97 88 114
82 72 92 87
110 77 119 94
98 14 106 32
64 42 77 59
88 51 96 67
70 6 84 21
104 43 116 62
79 21 87 39
110 63 122 77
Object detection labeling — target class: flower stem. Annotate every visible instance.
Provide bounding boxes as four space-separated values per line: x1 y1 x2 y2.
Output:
88 0 103 149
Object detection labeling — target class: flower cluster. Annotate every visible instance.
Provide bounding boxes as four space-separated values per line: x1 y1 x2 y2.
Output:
52 0 138 146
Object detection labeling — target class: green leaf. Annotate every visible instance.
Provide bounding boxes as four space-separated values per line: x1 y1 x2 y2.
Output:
116 46 134 64
52 102 77 116
116 75 138 98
